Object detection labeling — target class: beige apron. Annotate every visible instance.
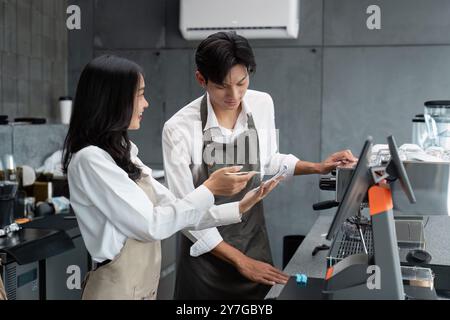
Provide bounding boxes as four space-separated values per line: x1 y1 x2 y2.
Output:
82 178 162 300
0 275 6 300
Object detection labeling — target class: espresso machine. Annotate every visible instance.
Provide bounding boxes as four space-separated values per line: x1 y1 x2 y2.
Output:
1 155 40 300
0 155 21 236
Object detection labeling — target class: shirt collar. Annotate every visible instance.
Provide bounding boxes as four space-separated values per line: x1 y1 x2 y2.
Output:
130 141 139 158
203 92 252 132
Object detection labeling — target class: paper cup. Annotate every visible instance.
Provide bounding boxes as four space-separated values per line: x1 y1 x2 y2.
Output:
59 98 73 125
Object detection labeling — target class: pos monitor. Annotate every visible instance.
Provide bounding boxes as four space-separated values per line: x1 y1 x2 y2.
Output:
326 137 373 241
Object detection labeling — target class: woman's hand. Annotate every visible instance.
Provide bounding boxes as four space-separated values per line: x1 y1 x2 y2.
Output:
239 178 281 214
203 166 256 196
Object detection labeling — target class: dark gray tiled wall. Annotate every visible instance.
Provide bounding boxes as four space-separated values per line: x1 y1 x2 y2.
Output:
0 125 13 156
94 49 165 165
322 46 450 158
324 0 450 46
160 49 198 119
251 47 322 260
0 0 68 121
0 124 67 170
68 0 93 97
94 0 165 49
0 3 4 52
12 124 68 168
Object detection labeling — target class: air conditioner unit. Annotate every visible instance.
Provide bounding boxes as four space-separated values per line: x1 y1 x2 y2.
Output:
180 0 300 40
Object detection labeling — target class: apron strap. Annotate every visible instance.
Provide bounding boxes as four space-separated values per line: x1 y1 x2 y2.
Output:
200 94 260 174
200 94 208 131
246 113 256 130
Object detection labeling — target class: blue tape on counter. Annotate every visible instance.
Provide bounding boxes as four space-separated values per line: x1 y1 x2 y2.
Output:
295 273 308 285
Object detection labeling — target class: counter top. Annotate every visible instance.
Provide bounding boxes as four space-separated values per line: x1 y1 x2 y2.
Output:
0 214 79 265
23 213 80 238
266 215 331 300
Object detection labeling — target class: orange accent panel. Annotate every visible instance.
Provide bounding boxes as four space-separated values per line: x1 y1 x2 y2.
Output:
15 218 31 224
369 185 393 216
325 267 334 280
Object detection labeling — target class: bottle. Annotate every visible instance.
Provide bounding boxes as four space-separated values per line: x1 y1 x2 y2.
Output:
3 154 17 181
0 159 5 181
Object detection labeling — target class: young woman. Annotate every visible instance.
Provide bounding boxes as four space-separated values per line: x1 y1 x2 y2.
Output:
62 55 280 300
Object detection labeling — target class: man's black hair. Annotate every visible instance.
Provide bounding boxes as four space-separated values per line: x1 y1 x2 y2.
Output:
195 31 256 84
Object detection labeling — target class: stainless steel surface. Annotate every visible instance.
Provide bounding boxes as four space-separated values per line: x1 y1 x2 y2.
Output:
339 159 450 216
392 161 450 216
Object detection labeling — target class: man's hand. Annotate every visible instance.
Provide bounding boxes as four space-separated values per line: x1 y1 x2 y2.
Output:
235 255 289 286
203 166 256 196
211 242 288 287
319 149 358 174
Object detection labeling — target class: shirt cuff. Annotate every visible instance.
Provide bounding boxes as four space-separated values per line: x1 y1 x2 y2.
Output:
209 201 241 226
189 229 224 257
284 154 300 177
184 184 215 213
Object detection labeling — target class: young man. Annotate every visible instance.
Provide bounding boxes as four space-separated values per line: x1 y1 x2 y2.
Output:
162 32 357 299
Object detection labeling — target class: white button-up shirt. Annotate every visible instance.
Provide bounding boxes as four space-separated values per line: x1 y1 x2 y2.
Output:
162 90 300 257
68 142 241 263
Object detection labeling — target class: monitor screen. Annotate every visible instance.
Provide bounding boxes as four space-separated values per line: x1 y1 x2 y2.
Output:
326 137 373 240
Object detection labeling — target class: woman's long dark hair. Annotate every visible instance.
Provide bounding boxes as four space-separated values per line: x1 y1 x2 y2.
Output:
63 55 143 181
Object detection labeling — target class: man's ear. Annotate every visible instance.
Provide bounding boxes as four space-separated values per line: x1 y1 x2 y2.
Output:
195 71 207 88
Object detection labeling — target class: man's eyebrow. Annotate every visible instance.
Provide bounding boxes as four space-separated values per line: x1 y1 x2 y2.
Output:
237 74 248 83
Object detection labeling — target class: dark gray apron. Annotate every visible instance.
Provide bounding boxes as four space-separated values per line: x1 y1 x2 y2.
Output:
174 96 273 300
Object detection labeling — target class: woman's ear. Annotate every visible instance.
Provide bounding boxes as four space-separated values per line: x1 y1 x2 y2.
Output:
195 71 207 88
